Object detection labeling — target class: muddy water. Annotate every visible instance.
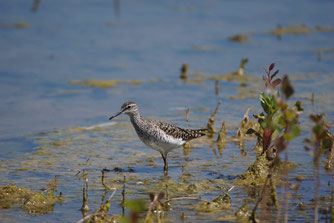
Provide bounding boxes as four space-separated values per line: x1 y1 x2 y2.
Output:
1 0 334 222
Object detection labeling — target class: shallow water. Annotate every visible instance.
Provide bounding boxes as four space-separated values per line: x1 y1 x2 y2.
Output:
1 0 334 222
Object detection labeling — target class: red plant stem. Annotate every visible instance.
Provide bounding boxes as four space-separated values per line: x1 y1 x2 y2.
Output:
263 128 273 153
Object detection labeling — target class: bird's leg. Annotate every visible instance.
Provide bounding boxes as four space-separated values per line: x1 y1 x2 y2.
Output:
161 153 168 175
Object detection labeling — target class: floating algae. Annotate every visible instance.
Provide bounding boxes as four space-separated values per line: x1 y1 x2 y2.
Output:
11 123 143 177
214 199 252 223
70 79 142 88
194 192 231 212
207 72 241 82
234 153 272 186
269 24 313 36
146 157 158 168
228 34 250 43
148 179 220 198
0 184 63 215
235 199 251 221
0 22 30 28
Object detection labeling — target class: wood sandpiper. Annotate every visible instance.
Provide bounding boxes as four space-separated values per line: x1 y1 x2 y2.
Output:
109 101 206 175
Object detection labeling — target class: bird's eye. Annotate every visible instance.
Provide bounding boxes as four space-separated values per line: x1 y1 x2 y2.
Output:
126 105 131 109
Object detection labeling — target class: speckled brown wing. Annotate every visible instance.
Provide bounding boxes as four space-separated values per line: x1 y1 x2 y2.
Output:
155 121 206 141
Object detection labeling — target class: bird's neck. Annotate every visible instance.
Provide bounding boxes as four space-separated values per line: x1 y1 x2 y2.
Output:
129 112 142 125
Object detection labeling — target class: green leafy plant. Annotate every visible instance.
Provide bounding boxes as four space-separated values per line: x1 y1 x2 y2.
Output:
247 63 302 222
247 63 301 157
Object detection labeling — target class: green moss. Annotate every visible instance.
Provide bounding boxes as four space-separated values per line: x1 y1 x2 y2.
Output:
148 179 219 198
146 157 158 167
178 172 194 182
194 192 231 212
51 141 62 147
235 200 252 222
268 176 278 207
186 183 198 193
234 153 272 186
0 185 64 215
215 215 237 222
276 161 298 173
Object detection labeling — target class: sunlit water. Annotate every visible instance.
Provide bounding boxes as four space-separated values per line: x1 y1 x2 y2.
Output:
1 0 334 222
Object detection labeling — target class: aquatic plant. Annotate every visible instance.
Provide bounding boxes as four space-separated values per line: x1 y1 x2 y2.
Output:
247 63 301 157
0 176 64 215
243 63 302 222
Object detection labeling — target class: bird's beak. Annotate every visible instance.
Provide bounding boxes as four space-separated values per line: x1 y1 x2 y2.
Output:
109 111 123 120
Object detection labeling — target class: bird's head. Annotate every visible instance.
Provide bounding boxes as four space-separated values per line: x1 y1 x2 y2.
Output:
109 101 139 120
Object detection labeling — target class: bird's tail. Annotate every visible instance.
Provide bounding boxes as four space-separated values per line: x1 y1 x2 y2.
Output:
184 128 207 140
